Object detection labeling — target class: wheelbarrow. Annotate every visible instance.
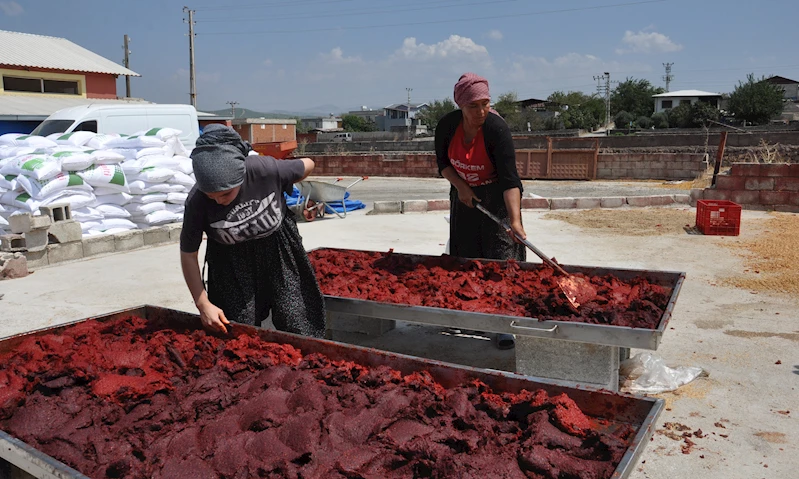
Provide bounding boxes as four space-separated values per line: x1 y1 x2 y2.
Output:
297 176 368 221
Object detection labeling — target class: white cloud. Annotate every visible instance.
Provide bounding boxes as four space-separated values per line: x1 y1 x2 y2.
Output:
321 47 362 65
487 30 503 41
0 1 23 16
616 30 683 54
263 59 273 66
395 35 489 61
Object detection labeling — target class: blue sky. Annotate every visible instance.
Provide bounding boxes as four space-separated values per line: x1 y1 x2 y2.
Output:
2 0 797 114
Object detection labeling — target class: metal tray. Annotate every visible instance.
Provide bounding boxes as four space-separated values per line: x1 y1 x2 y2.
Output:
0 305 663 479
312 248 686 350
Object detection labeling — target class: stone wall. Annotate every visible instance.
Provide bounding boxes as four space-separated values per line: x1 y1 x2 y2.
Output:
597 153 707 180
703 163 799 212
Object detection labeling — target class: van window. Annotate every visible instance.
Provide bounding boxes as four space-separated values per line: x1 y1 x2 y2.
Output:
74 120 97 133
31 119 75 136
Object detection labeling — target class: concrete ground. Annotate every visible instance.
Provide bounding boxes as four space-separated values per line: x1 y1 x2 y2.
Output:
1 206 796 479
310 176 694 208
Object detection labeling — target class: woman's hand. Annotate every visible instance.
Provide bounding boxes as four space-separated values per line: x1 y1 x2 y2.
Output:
457 185 480 208
508 220 527 244
197 298 230 334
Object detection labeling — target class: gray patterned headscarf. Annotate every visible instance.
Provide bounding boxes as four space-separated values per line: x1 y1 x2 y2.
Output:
191 124 253 193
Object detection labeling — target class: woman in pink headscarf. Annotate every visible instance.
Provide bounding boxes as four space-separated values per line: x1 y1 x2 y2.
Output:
435 73 526 349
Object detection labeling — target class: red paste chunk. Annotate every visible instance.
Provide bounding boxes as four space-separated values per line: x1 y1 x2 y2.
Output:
309 249 672 329
0 316 636 478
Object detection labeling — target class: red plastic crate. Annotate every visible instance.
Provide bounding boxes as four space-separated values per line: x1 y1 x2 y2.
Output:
696 200 741 236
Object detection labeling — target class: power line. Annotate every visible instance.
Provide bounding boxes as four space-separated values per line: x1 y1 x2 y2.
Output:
200 0 669 35
227 101 239 118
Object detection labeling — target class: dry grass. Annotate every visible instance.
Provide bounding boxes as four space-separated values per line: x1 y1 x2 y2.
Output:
721 213 799 296
543 208 695 236
652 166 715 191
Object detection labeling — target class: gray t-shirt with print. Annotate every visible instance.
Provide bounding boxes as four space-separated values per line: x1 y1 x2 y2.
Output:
180 155 304 253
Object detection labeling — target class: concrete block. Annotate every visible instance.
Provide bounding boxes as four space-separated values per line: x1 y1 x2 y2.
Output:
166 223 183 242
673 194 692 204
744 177 774 191
39 202 71 222
326 311 395 337
689 189 705 202
702 189 729 201
114 229 144 252
649 195 676 206
775 177 799 192
401 200 428 214
0 252 27 280
600 197 626 208
23 248 48 269
549 197 577 210
23 228 49 252
728 190 760 205
8 213 51 234
0 234 25 252
574 197 602 209
714 175 746 191
521 198 551 209
515 336 623 391
730 163 761 177
47 220 82 244
143 226 171 245
625 196 651 207
82 234 116 257
760 191 790 205
759 164 794 177
774 205 799 213
371 201 402 214
46 242 84 264
426 199 450 211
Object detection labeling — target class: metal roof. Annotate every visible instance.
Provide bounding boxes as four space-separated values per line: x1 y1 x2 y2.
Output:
0 94 152 120
0 30 138 76
232 118 297 125
652 89 721 98
384 103 428 111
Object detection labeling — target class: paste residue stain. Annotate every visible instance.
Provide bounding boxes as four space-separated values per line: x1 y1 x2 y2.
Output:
0 316 636 478
309 249 672 329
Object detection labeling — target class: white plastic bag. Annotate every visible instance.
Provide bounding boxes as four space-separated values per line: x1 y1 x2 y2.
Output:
17 173 92 199
1 155 62 180
128 180 172 194
135 146 171 159
131 209 181 226
89 149 126 165
95 203 131 218
140 154 182 169
174 157 193 175
93 218 137 231
169 171 195 187
1 191 39 212
620 352 704 395
0 175 17 191
71 207 104 222
104 134 166 149
85 134 121 150
95 192 133 206
165 203 185 214
40 191 96 210
55 132 95 147
78 165 129 192
130 167 174 183
53 150 95 171
0 134 57 148
129 192 168 204
166 192 188 205
125 201 166 215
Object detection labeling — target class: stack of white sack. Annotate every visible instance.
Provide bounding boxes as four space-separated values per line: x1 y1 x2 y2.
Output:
0 129 195 238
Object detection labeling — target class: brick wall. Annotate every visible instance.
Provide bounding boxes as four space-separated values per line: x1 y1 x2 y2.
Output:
704 163 799 212
306 154 438 177
597 153 706 180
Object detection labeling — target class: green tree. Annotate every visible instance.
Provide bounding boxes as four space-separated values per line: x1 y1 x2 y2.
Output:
613 111 635 128
294 116 310 134
727 74 784 125
546 91 605 130
341 114 377 132
690 101 720 127
651 112 669 129
667 103 692 128
494 92 522 130
636 116 653 129
610 78 664 118
414 98 457 133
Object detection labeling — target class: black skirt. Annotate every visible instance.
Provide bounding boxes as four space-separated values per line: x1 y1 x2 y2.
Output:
204 213 326 338
449 182 526 262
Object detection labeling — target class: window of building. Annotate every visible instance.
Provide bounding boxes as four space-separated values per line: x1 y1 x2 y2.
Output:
661 100 673 109
680 99 692 106
3 75 80 95
3 76 41 93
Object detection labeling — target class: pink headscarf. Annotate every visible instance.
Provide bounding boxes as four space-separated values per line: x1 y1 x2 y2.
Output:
453 73 491 108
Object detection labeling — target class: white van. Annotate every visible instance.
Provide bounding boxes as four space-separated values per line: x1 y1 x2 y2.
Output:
331 132 352 143
31 104 200 149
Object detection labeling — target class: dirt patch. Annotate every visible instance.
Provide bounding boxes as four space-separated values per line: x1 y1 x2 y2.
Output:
720 213 799 296
543 208 695 236
754 432 788 444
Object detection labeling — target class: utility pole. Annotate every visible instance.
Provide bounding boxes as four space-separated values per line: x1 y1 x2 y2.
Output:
227 101 239 119
406 87 413 138
122 35 131 98
594 72 612 129
183 6 197 108
663 63 674 92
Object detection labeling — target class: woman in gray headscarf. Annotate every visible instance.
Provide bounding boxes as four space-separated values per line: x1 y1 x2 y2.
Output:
179 124 325 337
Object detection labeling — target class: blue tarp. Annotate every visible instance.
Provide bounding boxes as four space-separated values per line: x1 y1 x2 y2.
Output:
284 186 366 214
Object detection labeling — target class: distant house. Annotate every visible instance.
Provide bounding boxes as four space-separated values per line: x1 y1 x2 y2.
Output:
652 90 722 114
376 103 428 134
300 115 341 131
517 97 555 111
231 118 296 144
346 107 381 124
763 76 799 101
0 29 143 134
